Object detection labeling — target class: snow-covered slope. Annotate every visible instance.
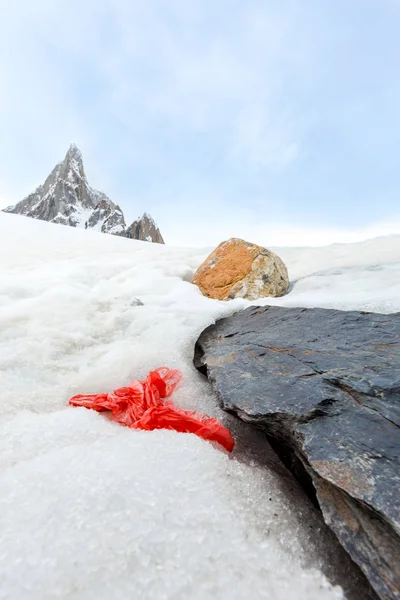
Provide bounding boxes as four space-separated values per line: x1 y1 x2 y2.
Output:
269 235 400 314
2 145 164 242
1 212 399 600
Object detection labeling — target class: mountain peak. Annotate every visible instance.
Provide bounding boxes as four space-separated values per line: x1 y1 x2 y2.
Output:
126 212 165 244
63 143 85 179
2 147 165 243
67 142 81 155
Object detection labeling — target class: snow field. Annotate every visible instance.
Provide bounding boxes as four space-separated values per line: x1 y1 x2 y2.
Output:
1 212 399 599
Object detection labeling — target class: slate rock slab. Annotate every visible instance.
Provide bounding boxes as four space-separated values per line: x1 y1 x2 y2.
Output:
194 306 400 600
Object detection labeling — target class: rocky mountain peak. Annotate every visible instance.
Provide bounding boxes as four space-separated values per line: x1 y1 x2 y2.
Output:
64 143 85 177
125 212 165 244
67 142 82 158
2 146 165 243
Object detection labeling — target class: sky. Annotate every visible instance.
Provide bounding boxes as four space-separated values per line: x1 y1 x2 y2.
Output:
1 0 400 247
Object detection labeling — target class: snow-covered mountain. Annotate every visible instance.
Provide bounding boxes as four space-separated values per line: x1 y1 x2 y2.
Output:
2 144 165 243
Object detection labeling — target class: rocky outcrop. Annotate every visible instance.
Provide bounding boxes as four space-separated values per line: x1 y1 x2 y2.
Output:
125 212 165 244
192 238 289 301
194 306 400 600
2 145 164 243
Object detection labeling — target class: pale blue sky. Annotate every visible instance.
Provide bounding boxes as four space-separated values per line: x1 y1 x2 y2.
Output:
1 0 400 246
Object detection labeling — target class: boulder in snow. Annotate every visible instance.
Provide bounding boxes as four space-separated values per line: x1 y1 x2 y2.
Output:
192 238 289 301
194 305 400 600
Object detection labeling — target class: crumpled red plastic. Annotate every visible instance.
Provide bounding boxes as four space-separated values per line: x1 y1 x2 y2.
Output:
69 367 234 452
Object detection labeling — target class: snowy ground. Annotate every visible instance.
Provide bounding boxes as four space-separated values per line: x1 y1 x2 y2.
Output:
1 213 399 600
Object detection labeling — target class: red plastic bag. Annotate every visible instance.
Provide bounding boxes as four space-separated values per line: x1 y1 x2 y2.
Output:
69 367 234 452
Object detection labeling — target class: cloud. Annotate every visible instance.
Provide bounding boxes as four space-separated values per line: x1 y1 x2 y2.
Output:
1 0 399 247
98 1 309 169
162 215 400 248
0 0 311 204
228 107 299 170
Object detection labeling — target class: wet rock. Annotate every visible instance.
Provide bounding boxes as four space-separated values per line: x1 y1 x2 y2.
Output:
194 305 400 600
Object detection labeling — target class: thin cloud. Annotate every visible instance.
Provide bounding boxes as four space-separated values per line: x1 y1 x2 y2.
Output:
0 0 399 246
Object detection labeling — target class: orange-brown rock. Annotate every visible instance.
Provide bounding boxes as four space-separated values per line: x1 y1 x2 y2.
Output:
192 238 289 301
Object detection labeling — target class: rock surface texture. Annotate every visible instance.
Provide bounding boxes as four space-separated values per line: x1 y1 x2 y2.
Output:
192 238 289 301
2 145 164 243
194 306 400 600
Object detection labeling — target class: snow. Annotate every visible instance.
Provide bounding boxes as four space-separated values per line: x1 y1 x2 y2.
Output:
68 205 94 229
267 235 400 314
1 213 399 600
109 223 125 235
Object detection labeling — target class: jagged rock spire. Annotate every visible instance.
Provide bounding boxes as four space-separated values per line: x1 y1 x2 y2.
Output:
125 213 165 244
2 146 165 243
64 143 84 175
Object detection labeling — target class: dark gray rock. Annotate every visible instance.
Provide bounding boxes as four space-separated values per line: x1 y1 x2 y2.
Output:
194 305 400 600
130 298 144 306
2 145 165 243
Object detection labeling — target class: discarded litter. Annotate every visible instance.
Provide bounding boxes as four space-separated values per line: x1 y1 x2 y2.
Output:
69 367 234 451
